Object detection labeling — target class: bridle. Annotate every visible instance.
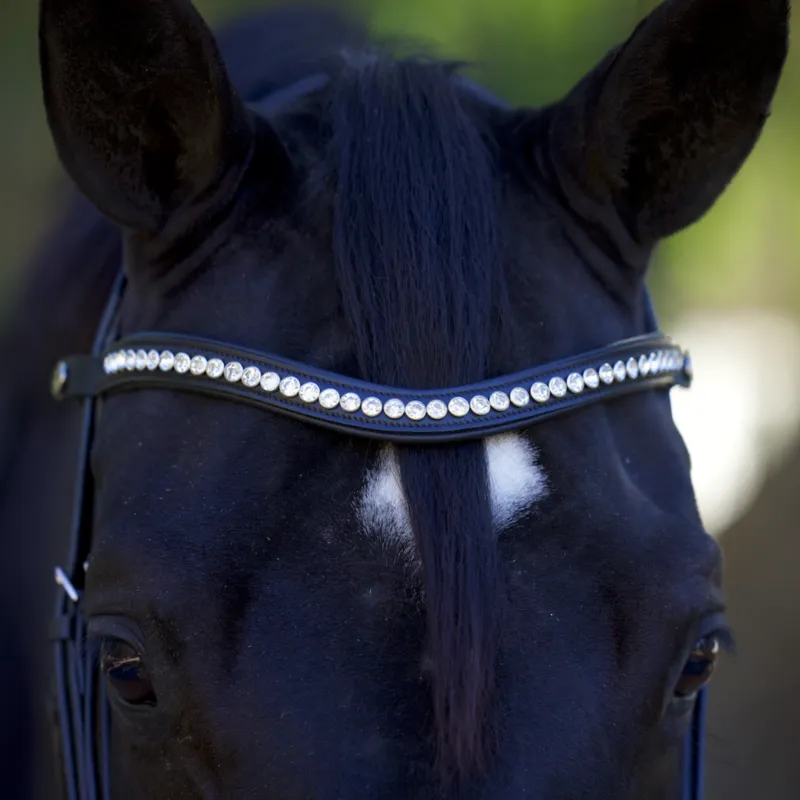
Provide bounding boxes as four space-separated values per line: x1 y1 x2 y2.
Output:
46 75 707 800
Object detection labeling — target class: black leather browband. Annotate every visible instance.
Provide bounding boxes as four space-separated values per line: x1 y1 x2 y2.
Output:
53 330 691 444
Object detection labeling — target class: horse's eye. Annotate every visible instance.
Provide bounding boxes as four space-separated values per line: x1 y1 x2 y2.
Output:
100 639 157 706
675 636 720 698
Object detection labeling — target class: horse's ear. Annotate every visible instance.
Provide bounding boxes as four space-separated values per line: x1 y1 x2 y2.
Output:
544 0 789 245
39 0 259 233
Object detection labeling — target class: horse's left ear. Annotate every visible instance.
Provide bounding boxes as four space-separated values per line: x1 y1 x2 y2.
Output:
542 0 789 245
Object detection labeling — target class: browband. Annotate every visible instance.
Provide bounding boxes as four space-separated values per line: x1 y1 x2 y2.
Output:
53 330 691 444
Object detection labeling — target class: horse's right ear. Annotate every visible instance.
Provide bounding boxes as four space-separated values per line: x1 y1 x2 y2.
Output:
39 0 263 233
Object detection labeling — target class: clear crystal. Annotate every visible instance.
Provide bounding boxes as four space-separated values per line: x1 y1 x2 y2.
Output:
489 391 510 411
613 361 627 382
159 351 175 371
649 352 660 373
362 397 383 417
384 398 405 418
135 349 148 370
174 353 191 374
638 354 650 376
103 355 113 374
448 397 470 417
242 367 262 388
626 357 639 379
405 400 426 420
566 373 584 394
205 358 224 378
470 395 491 416
224 361 243 382
299 382 320 402
531 382 550 403
427 400 447 420
319 388 340 408
279 376 300 396
599 363 614 384
146 350 159 371
190 355 208 376
510 387 530 407
583 368 599 389
340 392 361 412
125 350 136 370
260 372 280 392
549 376 567 398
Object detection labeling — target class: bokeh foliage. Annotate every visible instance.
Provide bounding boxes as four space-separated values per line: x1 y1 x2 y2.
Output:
1 0 796 321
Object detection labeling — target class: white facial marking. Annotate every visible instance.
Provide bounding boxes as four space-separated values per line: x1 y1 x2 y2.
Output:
357 434 547 545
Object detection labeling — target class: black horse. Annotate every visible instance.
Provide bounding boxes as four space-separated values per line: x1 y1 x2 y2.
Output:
2 0 788 797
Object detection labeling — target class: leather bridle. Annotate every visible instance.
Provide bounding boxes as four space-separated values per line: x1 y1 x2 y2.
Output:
46 74 707 800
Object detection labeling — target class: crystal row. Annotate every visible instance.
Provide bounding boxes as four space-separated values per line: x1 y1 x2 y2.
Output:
102 347 688 421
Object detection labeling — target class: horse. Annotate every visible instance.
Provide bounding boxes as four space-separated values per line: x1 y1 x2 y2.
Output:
2 0 788 797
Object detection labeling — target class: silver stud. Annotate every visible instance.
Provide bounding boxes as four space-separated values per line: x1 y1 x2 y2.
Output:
224 361 244 382
260 372 280 392
405 400 426 420
279 376 300 396
470 395 491 416
613 361 627 382
599 363 614 384
638 354 650 376
206 358 224 379
583 368 599 389
299 382 320 402
190 355 208 376
489 391 510 411
174 353 191 374
549 377 567 398
362 397 383 417
384 398 405 419
626 357 639 379
531 382 550 403
340 393 362 412
242 367 262 388
427 400 448 420
146 350 160 371
566 373 584 394
159 351 175 371
448 397 470 417
510 387 530 407
135 350 148 370
319 388 340 409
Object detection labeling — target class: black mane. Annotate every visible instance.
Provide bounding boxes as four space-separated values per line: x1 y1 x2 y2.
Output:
329 55 506 779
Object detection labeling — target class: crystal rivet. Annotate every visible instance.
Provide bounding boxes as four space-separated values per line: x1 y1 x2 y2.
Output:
190 355 208 376
598 363 613 384
135 350 148 371
319 388 340 409
362 397 383 417
549 376 567 398
159 351 175 371
146 350 160 371
206 358 224 378
174 353 191 374
242 367 262 388
626 357 639 379
224 361 244 382
125 350 136 371
510 387 530 407
405 400 426 420
279 376 300 397
261 372 280 392
613 361 627 382
384 399 405 419
470 395 491 416
583 368 599 389
299 382 320 402
340 393 361 412
531 382 550 403
489 391 510 411
448 397 470 417
638 354 650 376
566 373 584 394
427 400 448 420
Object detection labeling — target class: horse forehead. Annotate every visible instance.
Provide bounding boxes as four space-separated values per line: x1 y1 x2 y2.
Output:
358 433 548 544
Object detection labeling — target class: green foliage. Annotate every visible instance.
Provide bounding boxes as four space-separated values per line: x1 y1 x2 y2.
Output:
1 0 797 319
